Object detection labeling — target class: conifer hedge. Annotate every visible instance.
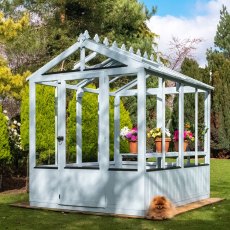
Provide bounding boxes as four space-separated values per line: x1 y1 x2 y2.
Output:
0 105 11 163
21 84 55 164
21 84 132 164
67 85 132 162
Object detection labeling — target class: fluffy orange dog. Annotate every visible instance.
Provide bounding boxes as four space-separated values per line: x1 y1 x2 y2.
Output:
146 196 176 220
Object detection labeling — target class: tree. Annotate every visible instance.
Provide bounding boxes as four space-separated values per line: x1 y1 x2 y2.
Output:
205 5 230 154
0 57 30 100
0 10 49 73
161 37 202 115
165 36 202 71
214 5 230 58
1 0 158 73
0 11 29 41
207 51 230 151
0 12 31 99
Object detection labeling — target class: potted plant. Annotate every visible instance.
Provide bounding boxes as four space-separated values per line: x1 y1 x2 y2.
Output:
147 128 171 153
173 123 195 152
120 126 138 153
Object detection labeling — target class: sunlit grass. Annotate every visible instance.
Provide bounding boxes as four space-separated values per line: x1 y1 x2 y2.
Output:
0 159 229 230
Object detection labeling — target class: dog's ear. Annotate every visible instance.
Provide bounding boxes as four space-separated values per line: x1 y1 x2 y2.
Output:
161 196 166 201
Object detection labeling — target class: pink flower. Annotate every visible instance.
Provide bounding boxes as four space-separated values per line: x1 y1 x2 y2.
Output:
131 135 137 141
124 126 138 141
173 130 194 141
173 130 179 141
183 132 187 139
125 133 132 139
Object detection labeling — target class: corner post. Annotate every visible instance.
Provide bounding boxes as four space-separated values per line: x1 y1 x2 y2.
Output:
204 91 211 164
114 95 121 167
157 78 163 127
137 69 146 173
157 78 163 168
195 88 198 165
161 78 166 168
179 83 184 168
76 88 83 165
99 73 110 171
55 87 58 165
57 80 66 169
29 81 36 169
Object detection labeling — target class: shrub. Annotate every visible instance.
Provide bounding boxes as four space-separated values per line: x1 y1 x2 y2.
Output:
0 105 11 181
67 85 132 162
21 84 132 164
21 84 55 164
0 105 11 161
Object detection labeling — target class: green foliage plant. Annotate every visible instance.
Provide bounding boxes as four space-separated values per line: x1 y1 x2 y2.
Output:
0 105 11 180
0 105 11 162
21 84 55 165
67 84 132 162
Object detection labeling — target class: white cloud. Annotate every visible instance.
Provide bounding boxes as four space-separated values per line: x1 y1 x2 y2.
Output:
146 0 230 67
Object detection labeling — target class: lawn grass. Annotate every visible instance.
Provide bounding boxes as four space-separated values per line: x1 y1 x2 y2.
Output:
0 159 229 230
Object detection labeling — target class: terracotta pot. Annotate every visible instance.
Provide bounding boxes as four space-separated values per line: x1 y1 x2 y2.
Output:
154 138 171 153
174 140 188 152
129 141 138 154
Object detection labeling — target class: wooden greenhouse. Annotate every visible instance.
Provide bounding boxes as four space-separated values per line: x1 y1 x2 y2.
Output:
27 31 213 217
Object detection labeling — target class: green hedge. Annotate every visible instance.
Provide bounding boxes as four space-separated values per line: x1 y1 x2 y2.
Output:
21 84 55 164
67 85 132 162
21 84 132 164
0 105 11 164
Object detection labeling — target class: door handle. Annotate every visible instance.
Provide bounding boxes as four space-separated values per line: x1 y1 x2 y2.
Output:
57 136 64 144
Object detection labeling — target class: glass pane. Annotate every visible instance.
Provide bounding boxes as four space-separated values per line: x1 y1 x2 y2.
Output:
66 89 76 164
36 84 56 165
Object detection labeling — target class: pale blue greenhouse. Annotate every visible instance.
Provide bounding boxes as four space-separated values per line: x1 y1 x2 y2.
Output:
27 31 213 217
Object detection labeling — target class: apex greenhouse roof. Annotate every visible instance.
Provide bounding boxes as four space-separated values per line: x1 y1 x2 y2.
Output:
27 30 214 91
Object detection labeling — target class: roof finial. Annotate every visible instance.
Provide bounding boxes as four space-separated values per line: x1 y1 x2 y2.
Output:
150 54 154 61
103 37 109 46
112 41 118 48
143 51 148 59
93 34 100 43
129 47 134 54
77 33 83 42
136 49 141 56
157 54 161 63
121 44 126 51
83 30 90 39
78 31 90 42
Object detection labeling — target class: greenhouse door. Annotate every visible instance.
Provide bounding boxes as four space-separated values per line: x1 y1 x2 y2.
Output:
56 81 106 208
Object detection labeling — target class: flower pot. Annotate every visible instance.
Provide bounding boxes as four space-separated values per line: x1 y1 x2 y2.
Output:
154 138 171 153
129 141 138 154
174 140 188 152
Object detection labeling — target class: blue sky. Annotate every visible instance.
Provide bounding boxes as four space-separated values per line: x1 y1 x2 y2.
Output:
141 0 230 67
141 0 210 17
